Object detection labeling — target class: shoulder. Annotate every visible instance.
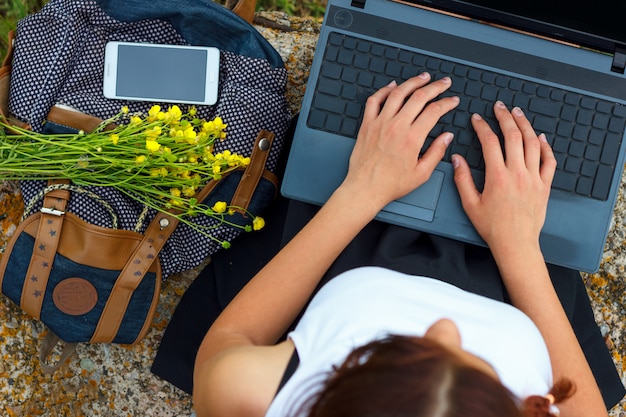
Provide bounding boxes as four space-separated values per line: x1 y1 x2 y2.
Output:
193 339 295 417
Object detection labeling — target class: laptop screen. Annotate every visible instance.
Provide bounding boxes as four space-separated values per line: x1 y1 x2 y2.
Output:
405 0 626 54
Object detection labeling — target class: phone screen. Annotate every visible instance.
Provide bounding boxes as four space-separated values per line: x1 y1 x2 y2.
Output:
114 44 212 103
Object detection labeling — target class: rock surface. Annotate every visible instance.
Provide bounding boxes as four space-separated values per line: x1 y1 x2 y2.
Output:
0 11 623 416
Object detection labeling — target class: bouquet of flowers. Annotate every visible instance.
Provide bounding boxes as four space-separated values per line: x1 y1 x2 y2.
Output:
0 105 265 248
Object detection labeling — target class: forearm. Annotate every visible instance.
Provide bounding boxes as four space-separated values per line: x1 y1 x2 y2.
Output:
492 244 608 417
204 183 381 346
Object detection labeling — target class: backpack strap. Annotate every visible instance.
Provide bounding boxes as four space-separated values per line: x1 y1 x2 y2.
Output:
231 130 276 211
225 0 257 24
90 211 177 343
0 30 14 120
0 30 29 129
38 331 79 374
20 179 71 319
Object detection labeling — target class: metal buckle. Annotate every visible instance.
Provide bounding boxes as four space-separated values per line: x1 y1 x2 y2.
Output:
40 207 65 216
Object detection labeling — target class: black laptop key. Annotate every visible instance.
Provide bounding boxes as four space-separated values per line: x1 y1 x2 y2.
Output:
320 63 342 80
552 171 578 193
307 33 626 201
600 133 622 165
576 177 594 196
314 94 345 114
353 53 370 70
337 49 354 66
532 115 558 135
317 78 342 95
592 165 614 200
613 104 626 118
529 97 561 117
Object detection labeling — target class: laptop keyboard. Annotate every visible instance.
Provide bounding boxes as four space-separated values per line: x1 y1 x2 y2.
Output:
308 32 626 201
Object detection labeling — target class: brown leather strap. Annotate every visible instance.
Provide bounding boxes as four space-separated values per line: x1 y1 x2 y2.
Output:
1 30 14 68
38 330 78 374
230 130 275 212
46 104 116 132
21 180 71 319
225 0 257 23
90 212 177 343
0 31 15 122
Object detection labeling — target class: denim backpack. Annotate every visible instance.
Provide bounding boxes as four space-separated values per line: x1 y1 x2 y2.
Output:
0 0 291 368
7 0 292 278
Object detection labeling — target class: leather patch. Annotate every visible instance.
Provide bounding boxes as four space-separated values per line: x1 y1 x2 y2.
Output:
53 278 98 316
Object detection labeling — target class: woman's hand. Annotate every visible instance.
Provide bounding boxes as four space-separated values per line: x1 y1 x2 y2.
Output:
341 73 459 212
453 103 609 417
452 101 557 253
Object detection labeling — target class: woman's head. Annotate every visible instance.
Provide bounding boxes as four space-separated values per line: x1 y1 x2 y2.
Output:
299 320 573 417
301 332 519 417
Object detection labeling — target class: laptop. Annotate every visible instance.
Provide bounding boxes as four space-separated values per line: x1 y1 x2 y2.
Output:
281 0 626 273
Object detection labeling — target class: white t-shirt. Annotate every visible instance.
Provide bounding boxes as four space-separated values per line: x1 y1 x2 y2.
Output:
266 267 553 417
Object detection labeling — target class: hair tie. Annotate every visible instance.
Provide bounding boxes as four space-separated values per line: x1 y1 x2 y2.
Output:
545 394 560 416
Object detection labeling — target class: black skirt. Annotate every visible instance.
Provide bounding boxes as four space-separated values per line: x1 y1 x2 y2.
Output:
151 195 626 409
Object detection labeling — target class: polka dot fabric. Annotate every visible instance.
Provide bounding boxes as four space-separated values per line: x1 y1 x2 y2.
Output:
9 0 292 278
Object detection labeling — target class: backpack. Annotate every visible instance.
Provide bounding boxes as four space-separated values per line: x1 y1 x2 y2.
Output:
0 0 292 369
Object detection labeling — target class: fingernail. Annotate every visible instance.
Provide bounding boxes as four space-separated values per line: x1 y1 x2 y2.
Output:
538 133 548 142
495 100 506 108
418 72 430 79
512 107 524 117
472 113 482 120
387 80 397 87
441 76 451 84
443 132 454 145
451 154 460 168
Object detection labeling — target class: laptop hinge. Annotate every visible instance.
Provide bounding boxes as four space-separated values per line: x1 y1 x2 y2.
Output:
611 45 626 74
351 0 366 8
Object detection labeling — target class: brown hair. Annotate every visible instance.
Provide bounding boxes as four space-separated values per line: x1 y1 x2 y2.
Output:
296 335 573 417
522 379 576 417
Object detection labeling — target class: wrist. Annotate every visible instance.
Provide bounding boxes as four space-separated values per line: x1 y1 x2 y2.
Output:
490 239 545 276
331 180 388 220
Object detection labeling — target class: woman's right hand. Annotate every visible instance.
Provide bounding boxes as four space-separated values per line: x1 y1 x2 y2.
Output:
341 73 459 213
452 101 557 254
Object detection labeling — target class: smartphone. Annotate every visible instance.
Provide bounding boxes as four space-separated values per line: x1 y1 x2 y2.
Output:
103 42 220 105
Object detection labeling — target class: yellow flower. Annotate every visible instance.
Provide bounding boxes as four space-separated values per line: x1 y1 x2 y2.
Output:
145 139 161 153
253 216 265 231
189 106 197 116
169 198 183 207
146 125 162 139
213 117 227 130
182 186 197 197
109 133 120 145
121 106 129 114
135 155 146 164
148 105 164 121
130 115 143 125
204 151 215 162
166 105 182 121
170 188 181 198
77 155 89 169
184 127 197 142
212 201 227 214
212 165 221 175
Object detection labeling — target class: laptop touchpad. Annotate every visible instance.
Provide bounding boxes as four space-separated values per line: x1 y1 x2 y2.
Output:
381 169 444 222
